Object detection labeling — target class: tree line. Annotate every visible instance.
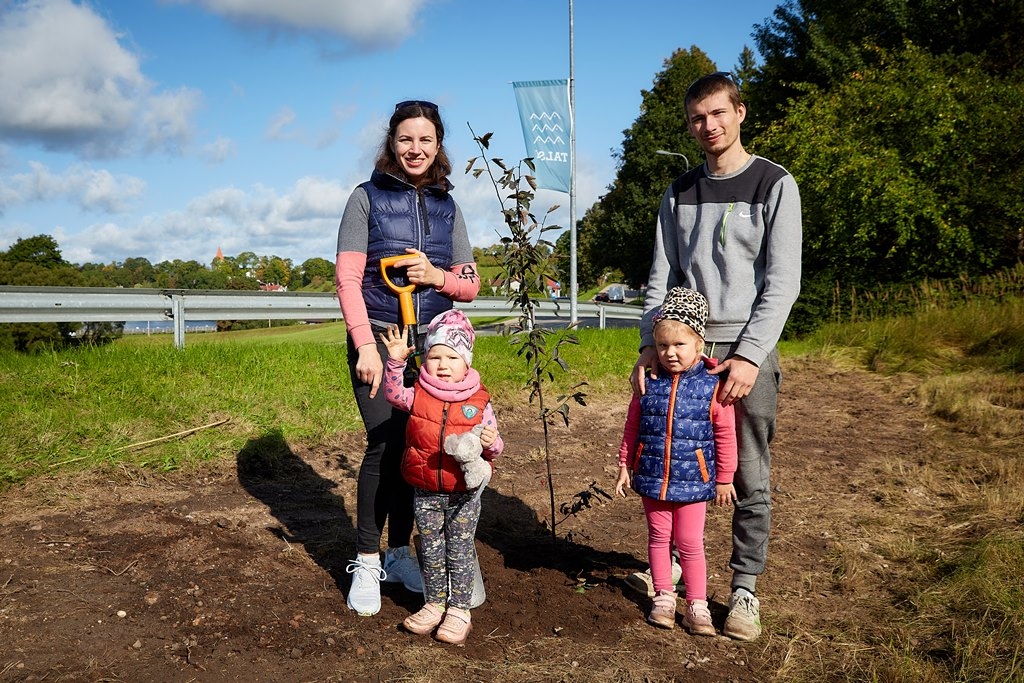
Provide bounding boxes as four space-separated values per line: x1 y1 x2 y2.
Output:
0 234 336 291
561 0 1024 335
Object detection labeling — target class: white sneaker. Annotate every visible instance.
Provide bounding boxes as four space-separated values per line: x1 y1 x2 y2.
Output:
346 553 385 616
624 558 683 598
723 589 762 641
382 546 423 593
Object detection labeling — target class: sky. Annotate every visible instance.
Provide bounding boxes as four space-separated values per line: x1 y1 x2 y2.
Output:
0 0 781 268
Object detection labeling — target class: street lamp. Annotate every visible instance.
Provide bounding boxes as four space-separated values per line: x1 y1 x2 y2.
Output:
655 149 691 171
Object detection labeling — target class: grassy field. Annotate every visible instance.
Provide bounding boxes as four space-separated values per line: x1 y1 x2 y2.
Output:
1 298 1022 681
0 321 640 486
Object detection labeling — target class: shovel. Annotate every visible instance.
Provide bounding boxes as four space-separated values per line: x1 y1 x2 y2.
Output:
379 254 419 361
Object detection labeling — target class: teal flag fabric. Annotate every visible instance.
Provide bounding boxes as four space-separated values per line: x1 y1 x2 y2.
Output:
512 80 571 193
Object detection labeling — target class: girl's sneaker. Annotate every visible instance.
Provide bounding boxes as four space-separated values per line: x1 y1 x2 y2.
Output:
402 602 444 635
434 607 472 645
647 590 677 629
682 599 716 636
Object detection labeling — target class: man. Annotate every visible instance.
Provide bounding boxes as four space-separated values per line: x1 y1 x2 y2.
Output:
630 72 802 641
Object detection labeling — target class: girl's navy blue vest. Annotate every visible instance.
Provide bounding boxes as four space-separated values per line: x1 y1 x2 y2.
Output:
631 361 718 503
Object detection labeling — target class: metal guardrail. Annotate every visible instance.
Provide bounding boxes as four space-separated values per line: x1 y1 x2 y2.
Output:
0 286 641 348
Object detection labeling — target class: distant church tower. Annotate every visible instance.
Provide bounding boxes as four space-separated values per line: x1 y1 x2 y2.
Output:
215 246 224 262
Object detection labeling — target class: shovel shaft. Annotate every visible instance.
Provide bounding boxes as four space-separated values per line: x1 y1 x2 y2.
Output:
380 255 421 363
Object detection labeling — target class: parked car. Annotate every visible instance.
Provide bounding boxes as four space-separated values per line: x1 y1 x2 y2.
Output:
606 285 625 303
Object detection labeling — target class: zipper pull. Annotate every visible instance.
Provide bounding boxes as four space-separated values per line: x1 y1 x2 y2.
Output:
418 191 431 237
720 202 734 247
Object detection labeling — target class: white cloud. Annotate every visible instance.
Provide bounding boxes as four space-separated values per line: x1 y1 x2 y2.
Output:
264 107 300 142
56 175 352 265
199 136 237 164
141 87 202 154
176 0 429 49
279 176 348 221
0 161 146 213
0 0 200 157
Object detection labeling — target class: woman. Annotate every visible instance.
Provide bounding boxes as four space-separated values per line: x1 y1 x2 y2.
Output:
335 100 481 616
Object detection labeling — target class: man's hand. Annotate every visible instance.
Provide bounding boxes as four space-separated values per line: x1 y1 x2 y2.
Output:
630 346 658 397
708 356 758 405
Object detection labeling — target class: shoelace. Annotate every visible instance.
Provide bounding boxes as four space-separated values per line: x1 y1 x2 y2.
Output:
346 559 387 584
733 595 757 616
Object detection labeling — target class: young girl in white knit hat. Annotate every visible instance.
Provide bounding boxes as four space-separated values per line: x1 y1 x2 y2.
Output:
380 309 503 645
615 287 738 635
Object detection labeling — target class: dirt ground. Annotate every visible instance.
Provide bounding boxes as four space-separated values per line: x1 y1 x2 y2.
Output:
1 358 951 682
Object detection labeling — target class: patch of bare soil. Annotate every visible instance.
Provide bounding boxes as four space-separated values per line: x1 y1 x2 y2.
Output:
0 359 955 682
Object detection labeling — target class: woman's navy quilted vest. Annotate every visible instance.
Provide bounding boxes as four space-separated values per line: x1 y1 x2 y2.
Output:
361 170 457 327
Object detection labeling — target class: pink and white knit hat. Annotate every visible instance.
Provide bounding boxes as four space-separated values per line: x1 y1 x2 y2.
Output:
423 309 475 366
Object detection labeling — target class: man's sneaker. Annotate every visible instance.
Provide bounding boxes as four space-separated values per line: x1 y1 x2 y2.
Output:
346 553 386 616
382 546 424 593
681 599 716 637
723 589 762 641
646 590 677 629
624 558 683 598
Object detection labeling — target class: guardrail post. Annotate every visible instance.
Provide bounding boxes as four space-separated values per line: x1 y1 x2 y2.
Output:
171 294 185 349
599 306 607 329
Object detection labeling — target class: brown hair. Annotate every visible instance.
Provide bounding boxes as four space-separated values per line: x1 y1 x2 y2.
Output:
684 72 742 113
375 102 453 190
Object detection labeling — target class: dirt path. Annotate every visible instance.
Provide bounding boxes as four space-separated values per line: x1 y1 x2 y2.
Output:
0 358 947 682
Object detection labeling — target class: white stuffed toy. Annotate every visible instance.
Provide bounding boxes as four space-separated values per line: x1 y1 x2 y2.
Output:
444 424 492 500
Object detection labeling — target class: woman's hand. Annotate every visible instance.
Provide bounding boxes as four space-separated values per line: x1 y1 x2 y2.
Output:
354 343 385 398
379 325 413 363
395 248 444 288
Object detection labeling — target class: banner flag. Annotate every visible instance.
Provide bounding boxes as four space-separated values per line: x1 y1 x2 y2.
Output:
512 80 571 193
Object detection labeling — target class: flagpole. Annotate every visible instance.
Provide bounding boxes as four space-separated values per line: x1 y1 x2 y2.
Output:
568 0 578 325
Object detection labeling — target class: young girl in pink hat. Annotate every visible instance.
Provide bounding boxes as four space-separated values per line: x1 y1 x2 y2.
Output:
380 309 503 645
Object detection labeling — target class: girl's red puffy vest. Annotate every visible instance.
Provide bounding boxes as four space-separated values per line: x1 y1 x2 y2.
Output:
402 385 491 492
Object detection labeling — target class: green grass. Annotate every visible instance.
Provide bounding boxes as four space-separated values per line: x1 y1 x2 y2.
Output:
783 296 1024 683
0 324 362 486
0 321 637 488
